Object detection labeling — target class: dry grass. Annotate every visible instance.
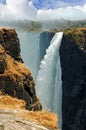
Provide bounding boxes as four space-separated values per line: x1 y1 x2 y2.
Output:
0 27 15 34
0 45 5 53
5 54 31 77
0 95 26 109
19 110 58 130
0 94 58 130
0 33 32 78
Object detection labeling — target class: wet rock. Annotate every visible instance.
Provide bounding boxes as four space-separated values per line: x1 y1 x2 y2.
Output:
60 28 86 130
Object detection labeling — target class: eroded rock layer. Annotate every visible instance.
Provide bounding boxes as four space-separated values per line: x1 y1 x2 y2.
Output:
0 28 42 111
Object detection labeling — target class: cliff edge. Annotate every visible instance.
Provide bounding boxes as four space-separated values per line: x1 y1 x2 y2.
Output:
0 95 58 130
0 27 42 111
60 28 86 130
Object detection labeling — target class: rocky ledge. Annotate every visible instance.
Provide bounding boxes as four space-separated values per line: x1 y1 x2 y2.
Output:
0 27 42 111
0 95 58 130
0 109 49 130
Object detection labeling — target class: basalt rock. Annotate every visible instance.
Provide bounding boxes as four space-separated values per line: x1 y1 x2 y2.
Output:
60 28 86 130
0 46 6 74
39 32 54 61
0 28 22 62
0 28 42 111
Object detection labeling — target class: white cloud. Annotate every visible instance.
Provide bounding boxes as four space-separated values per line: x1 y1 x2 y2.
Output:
0 0 37 21
55 1 72 8
0 0 86 22
37 4 86 21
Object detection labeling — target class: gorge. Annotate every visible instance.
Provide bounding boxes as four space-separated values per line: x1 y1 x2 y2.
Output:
18 31 63 129
0 27 86 130
18 28 86 130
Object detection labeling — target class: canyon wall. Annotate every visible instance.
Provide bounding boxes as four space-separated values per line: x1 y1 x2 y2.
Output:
60 28 86 130
0 28 42 111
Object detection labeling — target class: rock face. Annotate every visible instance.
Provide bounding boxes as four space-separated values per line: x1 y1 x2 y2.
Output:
39 32 54 61
0 28 22 62
0 46 6 74
0 28 42 111
60 28 86 130
0 109 49 130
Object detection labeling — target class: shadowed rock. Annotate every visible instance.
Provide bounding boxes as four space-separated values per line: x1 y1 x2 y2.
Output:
60 28 86 130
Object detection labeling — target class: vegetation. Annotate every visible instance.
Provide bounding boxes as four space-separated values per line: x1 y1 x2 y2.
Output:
1 19 86 31
28 21 42 31
5 54 31 77
1 20 43 31
63 28 86 49
0 94 58 130
0 95 26 109
19 110 58 130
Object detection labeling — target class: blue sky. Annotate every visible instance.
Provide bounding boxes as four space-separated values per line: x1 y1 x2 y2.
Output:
33 0 86 9
0 0 6 4
0 0 86 9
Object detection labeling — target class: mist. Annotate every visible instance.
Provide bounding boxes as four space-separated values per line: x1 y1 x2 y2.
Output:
0 0 86 31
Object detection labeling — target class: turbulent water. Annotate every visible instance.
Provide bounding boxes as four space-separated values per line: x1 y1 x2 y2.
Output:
35 32 63 129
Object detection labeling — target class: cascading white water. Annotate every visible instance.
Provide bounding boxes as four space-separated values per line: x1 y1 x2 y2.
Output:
35 32 63 129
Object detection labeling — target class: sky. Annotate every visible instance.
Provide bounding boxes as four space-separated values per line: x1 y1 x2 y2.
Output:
0 0 86 21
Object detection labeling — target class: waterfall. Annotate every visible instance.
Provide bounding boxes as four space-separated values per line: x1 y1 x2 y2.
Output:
35 32 63 129
18 30 63 129
18 31 40 79
17 31 54 79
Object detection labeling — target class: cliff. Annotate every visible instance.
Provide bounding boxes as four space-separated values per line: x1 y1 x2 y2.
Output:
0 27 42 111
60 28 86 130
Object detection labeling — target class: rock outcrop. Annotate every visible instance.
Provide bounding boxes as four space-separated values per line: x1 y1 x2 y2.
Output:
0 28 22 62
0 109 50 130
0 28 42 111
60 28 86 130
0 95 58 130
